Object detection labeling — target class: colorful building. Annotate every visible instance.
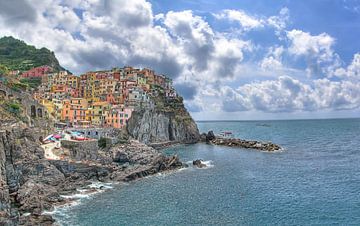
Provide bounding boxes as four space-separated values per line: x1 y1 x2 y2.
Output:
22 65 53 78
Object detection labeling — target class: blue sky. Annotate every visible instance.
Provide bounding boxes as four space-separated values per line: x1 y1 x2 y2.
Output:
150 0 360 64
1 0 360 120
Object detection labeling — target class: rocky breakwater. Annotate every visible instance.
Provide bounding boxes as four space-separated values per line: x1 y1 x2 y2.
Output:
0 125 186 225
201 131 281 152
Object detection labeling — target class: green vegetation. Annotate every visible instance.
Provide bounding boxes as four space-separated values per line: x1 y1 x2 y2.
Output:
7 81 28 92
6 101 21 114
20 78 42 89
0 63 9 75
0 36 64 72
98 137 107 149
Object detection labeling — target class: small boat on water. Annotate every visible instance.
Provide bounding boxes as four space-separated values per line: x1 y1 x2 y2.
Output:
219 131 234 138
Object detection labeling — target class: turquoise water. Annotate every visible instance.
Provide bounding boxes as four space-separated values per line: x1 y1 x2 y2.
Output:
54 119 360 225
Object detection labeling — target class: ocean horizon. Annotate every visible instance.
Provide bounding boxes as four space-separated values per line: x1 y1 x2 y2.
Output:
52 118 360 225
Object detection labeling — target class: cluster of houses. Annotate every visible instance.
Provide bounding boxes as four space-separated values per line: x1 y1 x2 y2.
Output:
25 65 177 128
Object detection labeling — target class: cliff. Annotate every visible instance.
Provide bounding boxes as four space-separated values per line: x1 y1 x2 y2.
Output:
127 108 200 144
0 126 62 225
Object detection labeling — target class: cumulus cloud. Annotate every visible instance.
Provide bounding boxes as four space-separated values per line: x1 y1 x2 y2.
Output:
220 76 360 112
163 10 214 72
286 29 341 77
333 53 360 80
214 7 290 33
260 46 284 71
214 9 264 31
0 0 37 25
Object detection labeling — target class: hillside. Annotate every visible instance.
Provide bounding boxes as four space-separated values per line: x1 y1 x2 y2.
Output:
0 36 64 72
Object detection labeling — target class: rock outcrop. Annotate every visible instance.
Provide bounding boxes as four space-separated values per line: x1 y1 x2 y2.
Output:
0 125 64 225
127 108 200 144
193 159 206 168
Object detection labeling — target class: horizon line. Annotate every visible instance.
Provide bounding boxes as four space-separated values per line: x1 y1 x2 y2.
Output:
195 116 360 122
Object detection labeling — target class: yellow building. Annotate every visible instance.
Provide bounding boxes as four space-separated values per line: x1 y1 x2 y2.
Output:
67 75 80 89
90 101 109 126
40 99 56 119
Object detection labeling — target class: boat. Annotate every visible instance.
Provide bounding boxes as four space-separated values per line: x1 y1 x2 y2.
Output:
219 131 234 138
53 134 62 139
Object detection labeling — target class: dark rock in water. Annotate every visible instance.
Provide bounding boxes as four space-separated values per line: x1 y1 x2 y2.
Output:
200 133 207 142
193 159 207 168
206 131 216 143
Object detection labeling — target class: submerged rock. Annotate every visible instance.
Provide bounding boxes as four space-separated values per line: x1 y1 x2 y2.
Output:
193 159 207 168
206 131 216 143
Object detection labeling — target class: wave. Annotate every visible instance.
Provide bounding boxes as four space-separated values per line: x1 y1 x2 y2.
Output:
44 181 115 225
201 160 214 168
186 160 214 169
87 181 114 190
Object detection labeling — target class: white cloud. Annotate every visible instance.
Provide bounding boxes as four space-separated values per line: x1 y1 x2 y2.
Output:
287 29 335 60
267 7 290 33
286 29 341 77
333 53 360 80
260 46 284 71
214 9 264 31
220 76 360 112
214 7 290 33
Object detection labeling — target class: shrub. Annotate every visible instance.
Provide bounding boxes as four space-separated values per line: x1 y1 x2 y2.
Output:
98 137 107 149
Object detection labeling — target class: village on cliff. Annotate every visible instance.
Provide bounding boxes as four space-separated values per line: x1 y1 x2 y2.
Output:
19 65 177 128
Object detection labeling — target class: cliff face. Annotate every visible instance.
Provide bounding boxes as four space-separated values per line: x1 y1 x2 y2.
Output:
0 126 61 225
127 108 200 144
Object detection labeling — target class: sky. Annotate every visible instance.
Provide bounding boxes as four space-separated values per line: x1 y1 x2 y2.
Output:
1 0 360 120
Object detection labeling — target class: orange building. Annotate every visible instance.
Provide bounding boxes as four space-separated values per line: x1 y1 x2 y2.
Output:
61 100 73 123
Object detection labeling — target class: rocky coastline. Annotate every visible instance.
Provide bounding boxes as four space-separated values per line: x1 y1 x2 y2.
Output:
200 131 282 152
0 125 187 225
1 123 281 225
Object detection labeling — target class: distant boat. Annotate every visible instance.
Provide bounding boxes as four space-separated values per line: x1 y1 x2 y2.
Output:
256 123 271 127
219 131 234 138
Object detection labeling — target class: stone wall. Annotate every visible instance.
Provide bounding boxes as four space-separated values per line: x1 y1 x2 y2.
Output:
61 140 99 161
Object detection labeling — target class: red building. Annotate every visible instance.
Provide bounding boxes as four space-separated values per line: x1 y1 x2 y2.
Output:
22 66 53 78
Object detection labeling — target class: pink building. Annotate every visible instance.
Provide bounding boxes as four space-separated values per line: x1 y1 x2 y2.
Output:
105 107 133 128
22 66 53 78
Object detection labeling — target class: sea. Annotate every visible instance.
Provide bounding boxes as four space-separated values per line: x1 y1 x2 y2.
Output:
52 119 360 225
